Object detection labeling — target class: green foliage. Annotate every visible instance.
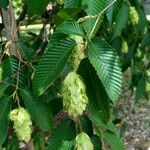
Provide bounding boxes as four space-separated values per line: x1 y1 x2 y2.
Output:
0 0 9 9
0 97 11 145
27 0 50 17
33 38 76 96
82 0 106 38
102 131 124 150
88 38 122 102
19 89 53 131
113 2 129 39
0 0 149 149
57 21 86 37
78 59 110 123
47 119 76 149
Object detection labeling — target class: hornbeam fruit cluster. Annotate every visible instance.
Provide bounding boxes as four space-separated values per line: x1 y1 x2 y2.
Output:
10 107 32 142
121 40 128 54
75 132 93 150
129 6 139 25
62 72 88 118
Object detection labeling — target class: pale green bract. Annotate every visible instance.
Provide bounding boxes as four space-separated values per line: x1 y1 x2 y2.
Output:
70 35 86 71
10 107 32 142
75 132 93 150
62 72 88 118
129 6 139 25
121 40 128 54
146 82 150 92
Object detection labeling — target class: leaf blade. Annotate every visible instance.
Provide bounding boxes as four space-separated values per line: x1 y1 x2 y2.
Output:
33 38 76 96
88 37 122 102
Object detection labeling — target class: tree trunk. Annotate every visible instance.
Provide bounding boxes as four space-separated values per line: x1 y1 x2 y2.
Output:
1 1 18 56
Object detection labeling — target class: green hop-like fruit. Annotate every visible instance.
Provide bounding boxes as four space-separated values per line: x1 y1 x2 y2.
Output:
121 40 128 54
75 132 93 150
129 6 139 25
62 72 88 118
10 107 32 142
69 35 86 71
136 48 142 58
146 82 150 92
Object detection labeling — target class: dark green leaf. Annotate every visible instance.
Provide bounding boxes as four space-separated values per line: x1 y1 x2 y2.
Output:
102 131 124 150
78 59 110 123
33 38 76 96
80 115 93 136
57 21 86 37
0 0 9 9
106 0 123 25
20 89 53 131
135 78 146 101
88 37 122 102
55 8 81 25
113 2 129 39
27 0 50 17
47 119 76 149
82 0 106 38
2 56 19 79
17 40 35 61
141 32 150 48
64 0 81 8
0 97 11 145
91 135 102 150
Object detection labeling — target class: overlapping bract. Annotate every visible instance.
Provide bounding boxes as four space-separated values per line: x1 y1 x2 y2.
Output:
75 132 93 150
10 107 32 142
62 72 88 118
129 6 139 25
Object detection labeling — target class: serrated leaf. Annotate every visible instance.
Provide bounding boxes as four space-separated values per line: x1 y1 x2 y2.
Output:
57 21 86 37
59 140 74 150
102 131 124 150
47 119 76 149
17 40 35 61
78 59 110 123
82 0 106 38
80 115 93 136
0 80 10 93
91 135 102 150
2 56 19 79
64 0 81 8
19 89 53 131
33 38 76 96
113 2 129 39
0 97 11 145
106 0 123 25
88 37 122 102
141 32 150 48
55 8 81 25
